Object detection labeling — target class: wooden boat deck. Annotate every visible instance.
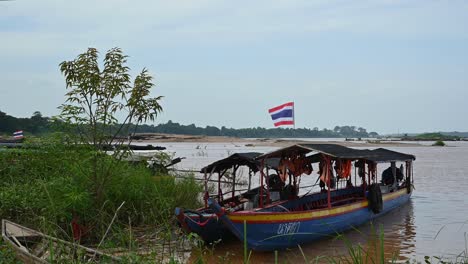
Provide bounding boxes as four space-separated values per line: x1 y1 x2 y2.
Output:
3 221 37 237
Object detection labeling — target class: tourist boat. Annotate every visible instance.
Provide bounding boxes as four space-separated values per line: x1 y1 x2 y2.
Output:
1 219 120 263
175 152 281 242
207 144 415 251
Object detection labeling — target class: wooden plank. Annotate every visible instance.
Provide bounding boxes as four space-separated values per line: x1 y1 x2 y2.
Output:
10 235 30 253
41 249 50 261
2 220 121 262
4 221 36 237
32 240 48 257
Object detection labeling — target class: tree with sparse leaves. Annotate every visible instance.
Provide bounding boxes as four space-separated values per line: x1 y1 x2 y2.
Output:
58 47 163 204
59 47 162 150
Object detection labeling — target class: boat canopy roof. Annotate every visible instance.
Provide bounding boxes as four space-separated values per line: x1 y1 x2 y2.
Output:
363 148 416 162
201 152 262 173
200 152 281 173
256 144 416 163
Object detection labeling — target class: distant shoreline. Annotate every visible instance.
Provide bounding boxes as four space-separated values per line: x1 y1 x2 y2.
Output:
130 133 426 148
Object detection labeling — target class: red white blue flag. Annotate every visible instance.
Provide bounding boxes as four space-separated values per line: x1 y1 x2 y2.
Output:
13 130 24 139
268 102 294 127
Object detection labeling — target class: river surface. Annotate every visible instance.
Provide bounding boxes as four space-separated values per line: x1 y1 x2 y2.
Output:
136 139 468 263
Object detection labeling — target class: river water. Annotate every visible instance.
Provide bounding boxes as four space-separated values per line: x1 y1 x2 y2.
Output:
137 140 468 263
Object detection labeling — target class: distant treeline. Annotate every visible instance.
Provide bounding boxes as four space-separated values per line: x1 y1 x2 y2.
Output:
135 120 379 138
439 132 468 138
0 111 50 135
402 132 466 141
1 111 379 138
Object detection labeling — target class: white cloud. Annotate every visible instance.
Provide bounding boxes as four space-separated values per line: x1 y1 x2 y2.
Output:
3 0 467 56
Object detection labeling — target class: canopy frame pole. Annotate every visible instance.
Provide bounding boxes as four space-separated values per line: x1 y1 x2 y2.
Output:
232 165 239 199
327 183 331 208
375 164 378 185
218 173 222 201
411 161 414 184
217 168 228 201
203 169 208 208
405 161 411 193
259 159 266 208
369 162 376 184
367 162 371 186
354 164 357 187
248 170 252 191
327 160 331 209
266 167 270 203
405 161 408 182
405 161 410 179
362 160 366 196
391 161 397 189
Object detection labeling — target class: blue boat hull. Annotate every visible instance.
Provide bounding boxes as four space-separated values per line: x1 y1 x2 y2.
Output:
176 187 361 243
209 188 411 251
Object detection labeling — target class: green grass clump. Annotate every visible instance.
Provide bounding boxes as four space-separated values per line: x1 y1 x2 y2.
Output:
0 240 21 264
432 140 446 146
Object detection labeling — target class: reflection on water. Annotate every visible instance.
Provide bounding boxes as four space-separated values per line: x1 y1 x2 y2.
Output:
136 140 468 262
198 201 416 264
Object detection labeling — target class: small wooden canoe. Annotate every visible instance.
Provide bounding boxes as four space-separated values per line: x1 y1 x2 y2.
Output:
1 219 120 263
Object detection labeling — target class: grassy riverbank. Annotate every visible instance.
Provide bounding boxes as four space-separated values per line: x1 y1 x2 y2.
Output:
0 135 202 260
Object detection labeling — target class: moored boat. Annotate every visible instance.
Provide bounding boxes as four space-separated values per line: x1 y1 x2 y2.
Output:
1 219 120 263
207 144 415 251
175 152 280 242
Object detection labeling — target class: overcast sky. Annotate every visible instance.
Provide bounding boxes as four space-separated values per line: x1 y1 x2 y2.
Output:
1 0 467 134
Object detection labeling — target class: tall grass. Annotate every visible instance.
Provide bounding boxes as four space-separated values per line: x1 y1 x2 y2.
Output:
0 134 202 245
0 240 21 264
324 225 397 264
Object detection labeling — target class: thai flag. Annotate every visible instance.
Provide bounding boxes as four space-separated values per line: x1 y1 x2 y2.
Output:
13 130 24 139
268 102 295 127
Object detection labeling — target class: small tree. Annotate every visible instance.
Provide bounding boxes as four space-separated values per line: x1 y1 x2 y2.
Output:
59 47 162 149
58 47 163 203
